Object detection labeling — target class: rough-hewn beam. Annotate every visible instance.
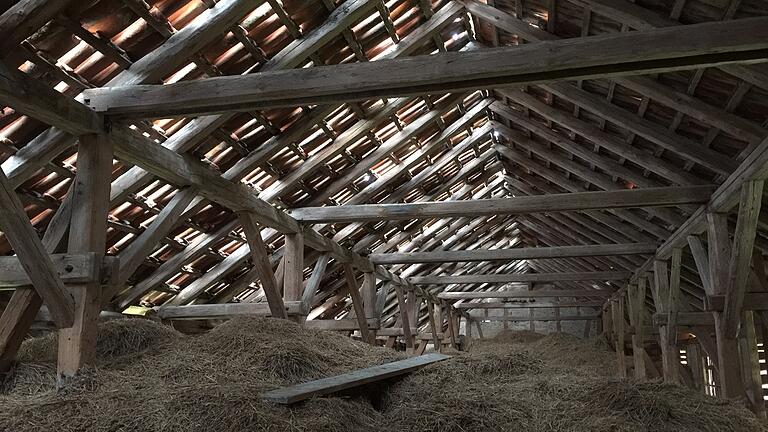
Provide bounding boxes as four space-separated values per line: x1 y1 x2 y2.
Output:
439 289 612 300
370 243 656 264
83 17 768 118
290 186 714 223
415 271 630 285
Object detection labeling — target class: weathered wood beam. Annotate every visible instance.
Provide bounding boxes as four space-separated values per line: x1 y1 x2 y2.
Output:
0 254 116 288
83 17 768 118
438 289 613 299
0 0 76 58
157 301 303 320
371 243 656 264
455 301 603 309
290 186 714 223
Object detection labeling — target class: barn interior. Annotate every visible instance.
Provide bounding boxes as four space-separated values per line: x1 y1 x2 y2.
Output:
1 0 768 430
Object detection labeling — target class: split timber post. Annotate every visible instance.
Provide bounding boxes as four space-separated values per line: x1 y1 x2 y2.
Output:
393 284 414 354
610 298 626 379
627 277 648 380
426 299 440 353
58 134 113 378
706 181 763 400
652 258 679 385
363 272 377 343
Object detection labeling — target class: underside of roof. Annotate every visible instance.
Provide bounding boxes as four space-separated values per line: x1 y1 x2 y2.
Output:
1 0 768 336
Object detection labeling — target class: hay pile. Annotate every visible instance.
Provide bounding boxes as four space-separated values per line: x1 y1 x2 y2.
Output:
381 330 767 432
1 321 765 432
0 317 402 432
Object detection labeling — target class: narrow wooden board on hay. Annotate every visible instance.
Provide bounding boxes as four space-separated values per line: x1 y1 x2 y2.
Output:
262 353 451 404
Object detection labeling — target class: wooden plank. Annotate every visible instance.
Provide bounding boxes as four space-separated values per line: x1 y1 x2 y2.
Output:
262 353 450 404
667 248 682 344
474 315 599 322
57 134 112 377
0 168 74 328
416 271 630 285
370 242 657 264
611 299 626 378
628 278 647 379
158 301 303 320
235 213 286 318
290 186 714 223
653 312 715 327
687 235 713 295
84 17 768 118
439 289 613 299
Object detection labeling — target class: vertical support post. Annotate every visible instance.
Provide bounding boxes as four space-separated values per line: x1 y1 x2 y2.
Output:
708 211 745 399
740 311 767 418
628 277 648 380
58 134 112 378
427 300 440 352
687 343 705 392
653 259 679 384
394 284 414 354
503 308 509 330
282 232 304 302
363 272 377 342
239 213 286 319
447 304 458 348
611 298 627 378
555 296 561 332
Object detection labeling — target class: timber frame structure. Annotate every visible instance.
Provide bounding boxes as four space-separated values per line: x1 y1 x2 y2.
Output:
1 0 768 415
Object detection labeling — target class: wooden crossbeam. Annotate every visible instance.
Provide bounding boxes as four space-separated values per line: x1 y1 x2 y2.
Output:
417 271 629 285
455 301 603 309
370 243 656 264
0 253 116 288
438 289 613 299
157 301 303 320
290 186 714 223
82 17 768 118
476 315 599 322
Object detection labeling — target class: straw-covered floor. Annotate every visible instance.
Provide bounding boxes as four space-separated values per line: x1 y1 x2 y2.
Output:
0 318 765 432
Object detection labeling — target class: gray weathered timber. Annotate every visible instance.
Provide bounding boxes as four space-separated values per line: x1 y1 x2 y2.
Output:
157 301 303 320
83 17 768 118
370 243 656 264
290 186 714 223
414 271 630 285
438 290 614 299
262 353 450 404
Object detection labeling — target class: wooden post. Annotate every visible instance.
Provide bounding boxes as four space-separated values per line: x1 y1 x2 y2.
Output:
447 304 458 348
740 311 766 418
363 272 377 341
427 300 440 352
58 134 112 378
395 285 414 353
503 307 509 330
239 213 286 319
627 278 648 379
708 211 745 399
283 232 304 302
611 298 627 378
653 259 679 384
554 296 561 332
687 343 705 392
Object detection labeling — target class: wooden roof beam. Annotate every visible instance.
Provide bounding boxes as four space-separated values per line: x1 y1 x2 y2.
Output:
290 185 715 223
371 243 656 264
83 17 768 118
